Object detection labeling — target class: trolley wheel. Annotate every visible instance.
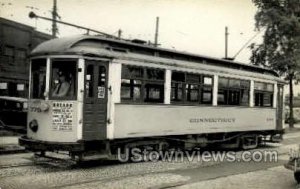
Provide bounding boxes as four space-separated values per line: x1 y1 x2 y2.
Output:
294 171 300 183
75 154 83 164
239 135 258 150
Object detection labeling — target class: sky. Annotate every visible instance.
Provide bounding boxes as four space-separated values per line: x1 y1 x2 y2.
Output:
1 0 263 63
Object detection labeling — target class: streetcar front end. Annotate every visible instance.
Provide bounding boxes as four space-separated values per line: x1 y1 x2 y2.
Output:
19 57 85 154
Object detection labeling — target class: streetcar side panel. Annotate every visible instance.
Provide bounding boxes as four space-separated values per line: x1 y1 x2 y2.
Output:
113 105 276 138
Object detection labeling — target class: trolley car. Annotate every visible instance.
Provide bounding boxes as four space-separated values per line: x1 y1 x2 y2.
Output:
19 35 285 161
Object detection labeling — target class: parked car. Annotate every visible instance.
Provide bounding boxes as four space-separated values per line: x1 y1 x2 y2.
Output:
0 96 28 133
284 146 300 183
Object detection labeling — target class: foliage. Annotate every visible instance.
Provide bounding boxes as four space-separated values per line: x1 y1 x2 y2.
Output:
251 0 300 127
251 0 300 78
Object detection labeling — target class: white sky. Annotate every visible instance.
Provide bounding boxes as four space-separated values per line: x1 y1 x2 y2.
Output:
1 0 263 63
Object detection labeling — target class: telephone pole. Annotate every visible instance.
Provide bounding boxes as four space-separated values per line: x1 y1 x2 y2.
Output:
154 17 159 47
225 26 229 59
118 29 122 39
52 0 58 38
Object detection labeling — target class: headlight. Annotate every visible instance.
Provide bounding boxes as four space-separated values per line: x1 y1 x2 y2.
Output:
29 119 38 132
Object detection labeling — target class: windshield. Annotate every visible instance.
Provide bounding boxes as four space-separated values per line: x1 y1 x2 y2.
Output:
31 59 46 99
50 59 77 100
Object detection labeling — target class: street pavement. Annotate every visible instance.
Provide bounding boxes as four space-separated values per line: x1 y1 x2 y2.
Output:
0 126 300 188
0 135 25 154
177 166 295 189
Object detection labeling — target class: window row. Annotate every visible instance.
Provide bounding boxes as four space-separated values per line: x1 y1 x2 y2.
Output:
31 62 275 107
120 65 275 107
0 82 27 97
3 46 27 59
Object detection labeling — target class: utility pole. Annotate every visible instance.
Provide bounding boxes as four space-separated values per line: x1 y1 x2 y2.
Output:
154 17 159 47
225 26 229 59
52 0 58 38
118 29 122 39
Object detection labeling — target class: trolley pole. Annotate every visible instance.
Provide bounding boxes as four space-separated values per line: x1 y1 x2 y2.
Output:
29 12 117 38
225 26 229 59
52 0 58 38
154 17 159 47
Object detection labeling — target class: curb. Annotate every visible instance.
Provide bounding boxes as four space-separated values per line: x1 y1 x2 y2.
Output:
0 145 28 155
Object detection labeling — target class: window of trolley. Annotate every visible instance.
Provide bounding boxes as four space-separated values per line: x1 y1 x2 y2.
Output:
121 65 165 103
254 82 274 107
171 71 213 105
30 58 78 100
217 77 250 106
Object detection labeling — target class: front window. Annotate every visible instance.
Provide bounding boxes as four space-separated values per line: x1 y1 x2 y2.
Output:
31 59 46 99
50 59 77 100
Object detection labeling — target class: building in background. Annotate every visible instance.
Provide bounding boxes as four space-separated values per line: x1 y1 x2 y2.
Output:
0 17 52 98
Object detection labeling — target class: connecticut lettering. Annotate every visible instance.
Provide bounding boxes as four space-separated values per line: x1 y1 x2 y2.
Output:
189 118 236 123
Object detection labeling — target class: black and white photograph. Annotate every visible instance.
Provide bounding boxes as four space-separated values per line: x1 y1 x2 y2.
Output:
1 0 300 188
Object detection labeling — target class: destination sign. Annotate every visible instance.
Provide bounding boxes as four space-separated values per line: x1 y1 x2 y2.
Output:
52 102 73 131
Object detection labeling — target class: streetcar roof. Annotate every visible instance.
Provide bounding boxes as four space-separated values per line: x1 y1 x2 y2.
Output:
31 35 279 77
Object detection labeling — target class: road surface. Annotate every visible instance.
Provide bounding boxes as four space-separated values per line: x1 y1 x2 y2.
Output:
0 130 299 189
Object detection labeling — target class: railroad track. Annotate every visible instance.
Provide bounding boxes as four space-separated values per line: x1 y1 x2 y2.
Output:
0 156 75 170
0 162 36 169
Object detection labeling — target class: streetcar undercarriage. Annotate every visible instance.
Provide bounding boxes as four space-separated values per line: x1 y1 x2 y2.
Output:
19 130 284 162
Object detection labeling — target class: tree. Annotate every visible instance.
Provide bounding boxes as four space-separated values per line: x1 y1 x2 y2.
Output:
250 0 300 128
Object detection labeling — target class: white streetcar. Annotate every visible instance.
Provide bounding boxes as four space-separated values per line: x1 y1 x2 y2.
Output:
19 35 285 161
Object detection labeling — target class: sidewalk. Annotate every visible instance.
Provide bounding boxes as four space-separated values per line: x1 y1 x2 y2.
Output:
0 130 26 154
284 123 300 133
176 166 296 189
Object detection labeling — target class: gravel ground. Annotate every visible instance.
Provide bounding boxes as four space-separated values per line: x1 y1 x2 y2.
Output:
0 153 33 166
0 154 219 189
62 173 190 189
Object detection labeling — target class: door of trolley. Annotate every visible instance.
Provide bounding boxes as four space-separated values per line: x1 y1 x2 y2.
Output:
83 60 108 140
